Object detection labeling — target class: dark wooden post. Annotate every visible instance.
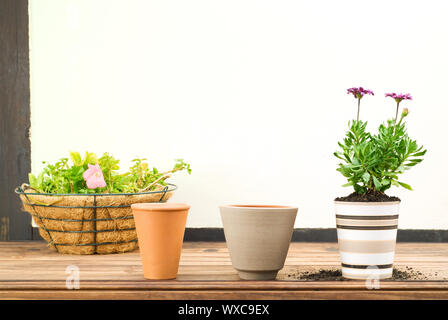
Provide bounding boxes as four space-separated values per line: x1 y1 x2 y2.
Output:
0 0 31 240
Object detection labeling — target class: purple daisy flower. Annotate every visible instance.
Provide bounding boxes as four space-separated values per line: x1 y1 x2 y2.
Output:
347 87 375 99
347 87 374 121
385 92 413 122
385 92 413 102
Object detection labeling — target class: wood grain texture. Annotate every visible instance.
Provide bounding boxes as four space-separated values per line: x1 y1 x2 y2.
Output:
3 290 448 300
0 0 31 240
0 242 447 299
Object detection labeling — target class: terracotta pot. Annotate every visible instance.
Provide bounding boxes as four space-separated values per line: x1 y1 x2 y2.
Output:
220 205 298 280
131 203 190 280
334 201 400 280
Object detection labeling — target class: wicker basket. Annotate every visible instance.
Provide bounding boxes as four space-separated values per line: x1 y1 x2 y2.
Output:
15 184 176 254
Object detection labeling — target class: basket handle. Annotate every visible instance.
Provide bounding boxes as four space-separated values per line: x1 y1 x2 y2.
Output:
15 183 38 194
159 186 169 202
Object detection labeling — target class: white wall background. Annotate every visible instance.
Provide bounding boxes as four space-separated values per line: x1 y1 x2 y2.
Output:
29 0 448 229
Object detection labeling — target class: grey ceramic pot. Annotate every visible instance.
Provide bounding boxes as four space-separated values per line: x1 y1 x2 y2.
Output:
219 205 298 280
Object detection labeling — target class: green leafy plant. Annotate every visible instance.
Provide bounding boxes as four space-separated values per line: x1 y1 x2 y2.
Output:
28 151 191 194
334 88 426 195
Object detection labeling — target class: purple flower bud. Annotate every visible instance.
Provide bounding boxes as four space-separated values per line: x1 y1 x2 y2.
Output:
402 108 409 117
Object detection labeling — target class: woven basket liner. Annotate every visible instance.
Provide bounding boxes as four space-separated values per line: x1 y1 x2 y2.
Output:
18 185 173 254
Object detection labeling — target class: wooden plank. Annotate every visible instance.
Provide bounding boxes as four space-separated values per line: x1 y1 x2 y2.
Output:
27 227 448 243
0 242 447 299
0 0 31 240
3 290 448 300
1 280 448 290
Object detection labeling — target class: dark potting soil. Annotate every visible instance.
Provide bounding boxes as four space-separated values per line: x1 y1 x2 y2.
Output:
289 269 345 281
287 267 429 281
335 190 400 202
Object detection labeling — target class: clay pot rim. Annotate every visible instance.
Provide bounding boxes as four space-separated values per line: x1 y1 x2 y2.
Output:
221 204 298 210
131 203 190 211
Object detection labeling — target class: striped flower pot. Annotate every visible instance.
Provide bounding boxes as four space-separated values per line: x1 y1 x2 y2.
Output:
334 201 400 280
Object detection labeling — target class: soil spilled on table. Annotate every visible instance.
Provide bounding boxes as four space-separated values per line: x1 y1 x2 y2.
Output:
287 266 432 281
335 190 400 202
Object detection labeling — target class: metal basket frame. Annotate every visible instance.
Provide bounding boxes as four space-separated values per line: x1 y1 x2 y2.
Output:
15 184 177 253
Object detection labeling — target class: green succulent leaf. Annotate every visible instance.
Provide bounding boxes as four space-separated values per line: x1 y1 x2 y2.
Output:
372 176 382 190
69 151 82 166
362 172 370 184
398 181 413 190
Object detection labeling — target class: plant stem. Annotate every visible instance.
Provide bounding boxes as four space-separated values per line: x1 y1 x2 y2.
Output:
161 167 184 176
394 101 400 123
357 98 361 121
140 174 171 192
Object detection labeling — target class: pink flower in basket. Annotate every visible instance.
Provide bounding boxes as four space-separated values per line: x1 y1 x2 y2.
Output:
83 164 106 189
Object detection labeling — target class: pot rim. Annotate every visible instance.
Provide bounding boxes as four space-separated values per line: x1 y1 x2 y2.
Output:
334 200 400 205
131 203 190 211
220 204 298 210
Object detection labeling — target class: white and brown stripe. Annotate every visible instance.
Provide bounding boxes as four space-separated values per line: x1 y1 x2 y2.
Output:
336 214 399 230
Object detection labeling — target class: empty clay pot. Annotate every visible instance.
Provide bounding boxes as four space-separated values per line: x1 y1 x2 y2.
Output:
220 205 298 280
131 203 190 280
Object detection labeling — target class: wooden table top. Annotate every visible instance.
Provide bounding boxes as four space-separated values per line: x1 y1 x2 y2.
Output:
1 241 447 299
